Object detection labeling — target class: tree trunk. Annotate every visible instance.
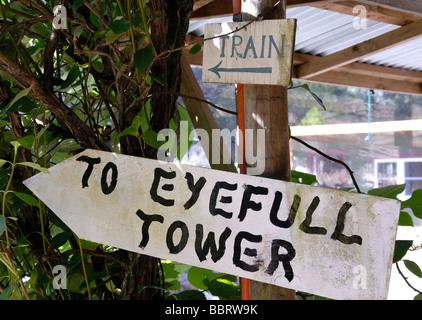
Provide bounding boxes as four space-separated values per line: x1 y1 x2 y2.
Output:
119 0 194 300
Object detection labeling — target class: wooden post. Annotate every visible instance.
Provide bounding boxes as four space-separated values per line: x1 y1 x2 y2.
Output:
240 0 295 300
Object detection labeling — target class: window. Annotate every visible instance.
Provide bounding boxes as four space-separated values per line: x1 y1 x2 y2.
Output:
374 158 422 200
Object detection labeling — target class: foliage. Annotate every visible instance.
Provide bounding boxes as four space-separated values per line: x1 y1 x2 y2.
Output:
157 261 240 300
0 0 197 300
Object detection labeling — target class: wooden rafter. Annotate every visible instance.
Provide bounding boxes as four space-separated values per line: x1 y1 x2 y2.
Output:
295 19 422 80
180 52 237 173
191 0 233 20
301 67 422 95
356 0 422 16
191 0 422 21
310 0 421 25
188 0 422 95
190 0 341 20
193 0 215 11
286 0 343 8
293 52 422 83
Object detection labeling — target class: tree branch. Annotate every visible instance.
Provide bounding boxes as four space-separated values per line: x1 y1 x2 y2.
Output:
0 52 108 151
291 135 362 193
396 263 422 295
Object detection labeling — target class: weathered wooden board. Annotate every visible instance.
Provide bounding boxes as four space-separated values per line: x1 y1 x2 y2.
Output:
24 149 400 300
202 19 296 86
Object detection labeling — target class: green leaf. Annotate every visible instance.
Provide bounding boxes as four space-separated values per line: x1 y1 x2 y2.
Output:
105 30 119 45
174 290 206 300
403 260 422 278
108 20 131 34
415 294 422 300
68 272 86 294
89 11 100 28
0 85 32 117
8 96 38 113
54 139 81 154
10 141 21 157
17 162 49 174
142 130 167 149
291 170 318 185
92 60 104 73
161 261 191 290
134 46 153 73
150 74 167 86
187 266 226 291
189 43 202 55
393 240 413 263
68 253 81 270
174 102 193 159
402 189 422 219
118 126 139 138
14 192 39 207
51 232 73 250
72 0 85 10
117 114 142 138
59 66 80 90
17 135 35 150
208 278 240 299
367 184 405 200
187 267 211 290
0 159 11 169
0 285 13 300
398 211 414 227
0 215 5 237
139 100 152 133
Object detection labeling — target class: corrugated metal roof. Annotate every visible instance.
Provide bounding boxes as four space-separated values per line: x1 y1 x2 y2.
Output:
188 6 422 72
360 37 422 70
287 6 399 56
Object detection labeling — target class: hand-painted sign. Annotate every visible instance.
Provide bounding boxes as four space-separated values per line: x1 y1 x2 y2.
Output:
202 19 296 86
24 149 400 300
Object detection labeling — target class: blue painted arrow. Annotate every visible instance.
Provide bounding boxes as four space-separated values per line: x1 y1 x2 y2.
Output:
208 61 272 79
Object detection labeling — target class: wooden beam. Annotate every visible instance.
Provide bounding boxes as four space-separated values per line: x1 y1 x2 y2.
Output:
190 0 342 20
193 0 214 11
339 62 422 83
294 53 422 94
286 0 342 8
179 52 237 173
303 69 422 95
355 0 422 16
294 52 422 83
190 1 422 30
311 0 421 25
296 19 422 79
190 0 233 20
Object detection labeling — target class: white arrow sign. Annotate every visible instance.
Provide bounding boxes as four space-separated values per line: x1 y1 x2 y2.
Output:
202 19 296 86
24 149 400 300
